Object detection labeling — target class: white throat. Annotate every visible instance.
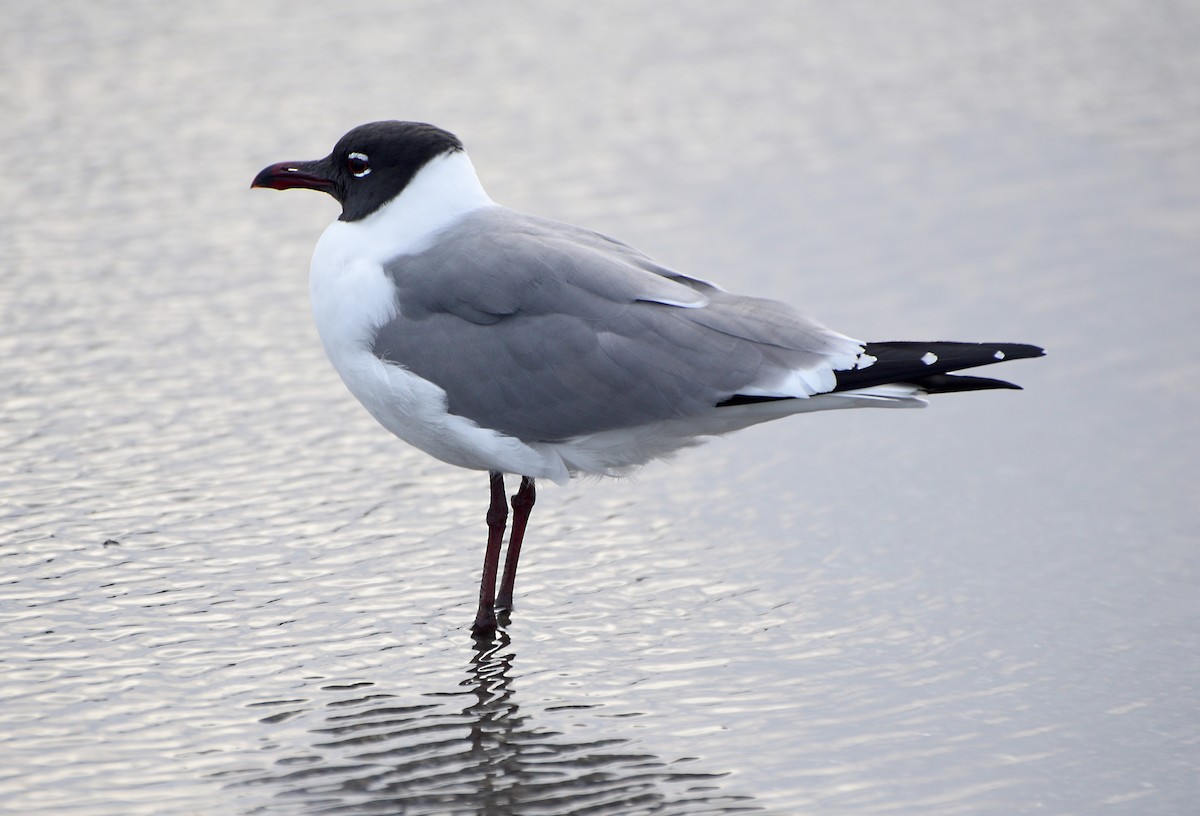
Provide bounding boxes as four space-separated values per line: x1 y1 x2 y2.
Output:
320 150 495 265
307 149 495 359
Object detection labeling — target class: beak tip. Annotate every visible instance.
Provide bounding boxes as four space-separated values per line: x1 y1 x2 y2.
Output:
251 160 335 194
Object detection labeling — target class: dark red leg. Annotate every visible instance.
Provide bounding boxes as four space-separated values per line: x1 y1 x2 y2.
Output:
471 472 507 636
496 477 536 613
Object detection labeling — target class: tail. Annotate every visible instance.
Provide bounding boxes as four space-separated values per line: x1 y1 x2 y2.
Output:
833 341 1045 394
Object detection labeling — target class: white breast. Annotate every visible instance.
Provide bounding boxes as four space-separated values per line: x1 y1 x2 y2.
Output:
305 151 572 484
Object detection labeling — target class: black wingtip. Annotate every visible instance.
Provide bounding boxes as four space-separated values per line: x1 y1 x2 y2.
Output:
995 342 1046 361
831 340 1045 394
913 373 1025 394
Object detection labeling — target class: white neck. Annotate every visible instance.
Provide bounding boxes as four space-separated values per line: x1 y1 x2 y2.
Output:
325 150 495 263
308 149 495 358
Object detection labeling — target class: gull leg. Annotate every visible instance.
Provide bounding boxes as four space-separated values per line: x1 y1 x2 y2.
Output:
471 472 507 636
496 477 536 613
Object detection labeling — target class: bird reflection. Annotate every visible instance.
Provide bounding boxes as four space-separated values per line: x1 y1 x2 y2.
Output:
230 637 760 814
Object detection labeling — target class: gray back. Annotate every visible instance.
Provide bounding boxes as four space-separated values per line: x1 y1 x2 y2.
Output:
372 207 854 441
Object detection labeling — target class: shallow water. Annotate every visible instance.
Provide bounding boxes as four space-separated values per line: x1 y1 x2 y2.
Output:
3 2 1198 814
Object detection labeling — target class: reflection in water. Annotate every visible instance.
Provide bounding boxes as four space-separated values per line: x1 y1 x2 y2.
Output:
229 637 760 815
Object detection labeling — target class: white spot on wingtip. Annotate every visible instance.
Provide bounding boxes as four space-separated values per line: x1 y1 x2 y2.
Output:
921 352 938 365
994 350 1006 360
856 353 877 369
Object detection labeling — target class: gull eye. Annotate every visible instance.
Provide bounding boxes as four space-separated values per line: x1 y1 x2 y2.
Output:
346 152 371 178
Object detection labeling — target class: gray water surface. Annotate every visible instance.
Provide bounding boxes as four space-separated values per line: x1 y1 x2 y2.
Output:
3 2 1198 814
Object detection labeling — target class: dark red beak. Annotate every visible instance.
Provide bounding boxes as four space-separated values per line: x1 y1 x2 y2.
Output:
251 159 336 193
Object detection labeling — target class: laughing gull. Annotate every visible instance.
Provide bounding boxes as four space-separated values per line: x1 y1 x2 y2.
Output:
252 121 1043 636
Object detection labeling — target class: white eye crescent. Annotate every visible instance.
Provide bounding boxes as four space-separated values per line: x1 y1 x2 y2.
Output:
347 152 371 178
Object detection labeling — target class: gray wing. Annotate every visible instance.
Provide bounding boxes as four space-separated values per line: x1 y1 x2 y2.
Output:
372 207 861 442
